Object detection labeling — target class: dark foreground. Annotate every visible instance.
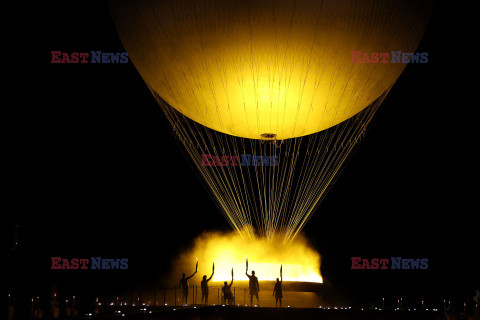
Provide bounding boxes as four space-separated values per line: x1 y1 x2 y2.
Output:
84 306 448 320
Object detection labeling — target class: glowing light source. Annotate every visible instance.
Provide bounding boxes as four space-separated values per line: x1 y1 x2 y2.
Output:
111 0 431 140
174 231 322 283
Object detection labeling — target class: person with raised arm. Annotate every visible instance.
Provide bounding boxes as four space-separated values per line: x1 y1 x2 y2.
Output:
201 262 215 306
179 259 198 306
245 258 260 306
222 268 234 305
273 264 283 307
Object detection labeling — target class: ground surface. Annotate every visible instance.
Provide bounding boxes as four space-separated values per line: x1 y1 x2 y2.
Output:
86 306 447 320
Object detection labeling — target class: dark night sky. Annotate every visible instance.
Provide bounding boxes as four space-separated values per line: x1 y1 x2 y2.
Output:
5 0 479 310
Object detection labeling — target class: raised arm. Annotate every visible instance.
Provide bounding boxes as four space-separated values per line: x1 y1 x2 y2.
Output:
187 260 199 279
229 267 234 287
187 268 197 280
207 262 215 281
207 270 214 281
280 264 283 284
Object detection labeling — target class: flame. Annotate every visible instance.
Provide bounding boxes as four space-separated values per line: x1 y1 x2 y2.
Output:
173 231 322 283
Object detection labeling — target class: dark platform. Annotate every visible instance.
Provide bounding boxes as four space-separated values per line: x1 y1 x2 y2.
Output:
88 306 444 320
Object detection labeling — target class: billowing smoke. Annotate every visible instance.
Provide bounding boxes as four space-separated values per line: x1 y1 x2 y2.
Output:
169 230 322 286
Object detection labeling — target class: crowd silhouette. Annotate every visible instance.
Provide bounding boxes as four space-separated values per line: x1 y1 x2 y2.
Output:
179 259 284 307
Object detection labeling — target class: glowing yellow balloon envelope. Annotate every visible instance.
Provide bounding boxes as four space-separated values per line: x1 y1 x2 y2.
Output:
111 0 430 139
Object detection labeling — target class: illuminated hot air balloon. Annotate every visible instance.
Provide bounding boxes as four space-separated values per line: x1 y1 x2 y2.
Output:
110 0 432 243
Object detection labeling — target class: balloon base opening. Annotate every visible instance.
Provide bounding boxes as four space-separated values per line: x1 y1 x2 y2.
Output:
260 133 277 140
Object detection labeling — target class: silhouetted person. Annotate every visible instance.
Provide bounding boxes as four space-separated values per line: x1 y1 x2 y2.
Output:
31 297 43 319
8 299 13 320
273 276 283 307
222 272 234 305
179 262 197 306
246 270 260 306
201 263 215 306
51 297 59 319
445 307 458 320
65 299 71 318
8 304 13 320
466 308 479 320
471 290 480 320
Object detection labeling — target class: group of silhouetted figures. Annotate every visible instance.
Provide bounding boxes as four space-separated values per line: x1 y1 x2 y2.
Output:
7 295 76 320
179 261 284 307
